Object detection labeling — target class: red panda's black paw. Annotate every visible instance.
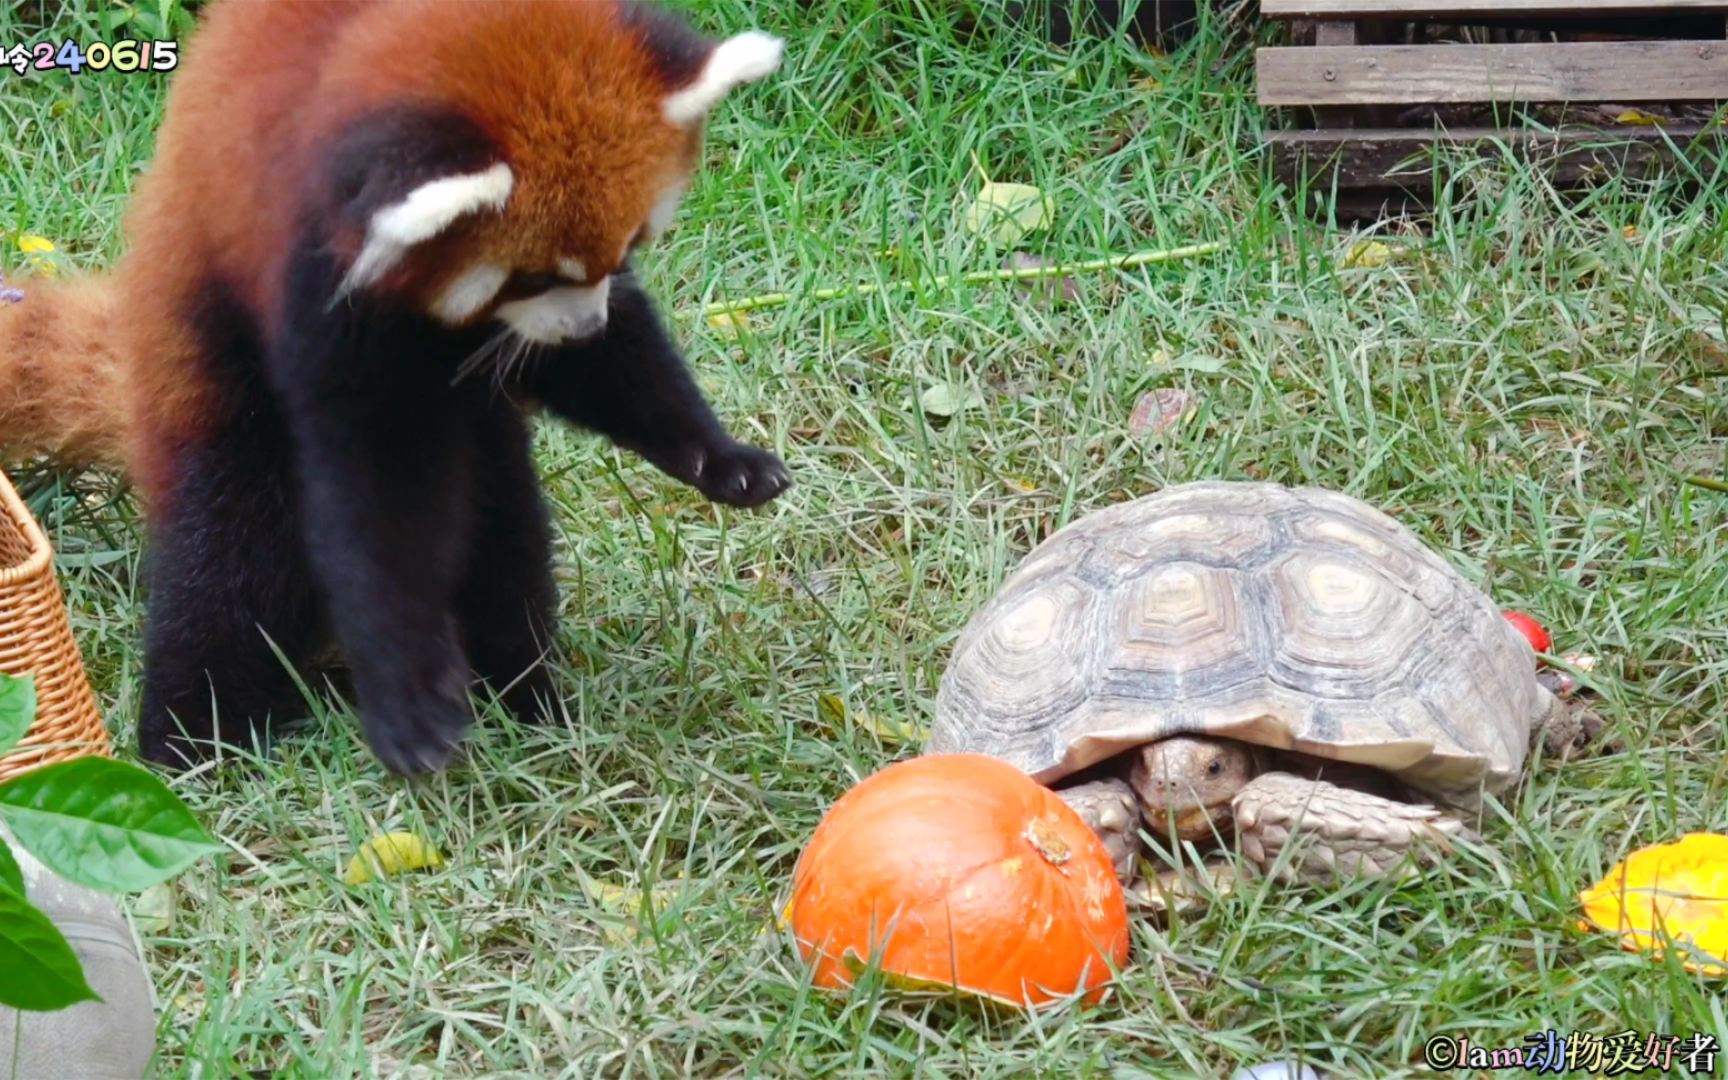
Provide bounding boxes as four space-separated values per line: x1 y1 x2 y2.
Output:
359 667 476 776
692 441 792 509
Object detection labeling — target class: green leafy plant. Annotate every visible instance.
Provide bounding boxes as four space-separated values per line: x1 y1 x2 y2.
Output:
0 672 219 1012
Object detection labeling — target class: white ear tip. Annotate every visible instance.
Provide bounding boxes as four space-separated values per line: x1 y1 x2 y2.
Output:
723 31 785 81
661 30 786 124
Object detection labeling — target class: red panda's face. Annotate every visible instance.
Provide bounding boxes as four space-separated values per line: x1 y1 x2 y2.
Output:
330 3 783 348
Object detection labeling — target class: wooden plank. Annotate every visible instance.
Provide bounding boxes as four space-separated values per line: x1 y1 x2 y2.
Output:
1267 123 1724 190
1257 41 1728 104
1263 0 1728 17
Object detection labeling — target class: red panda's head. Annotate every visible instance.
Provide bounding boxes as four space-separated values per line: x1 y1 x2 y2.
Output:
319 0 783 345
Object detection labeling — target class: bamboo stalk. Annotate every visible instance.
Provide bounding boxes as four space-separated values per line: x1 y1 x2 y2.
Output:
700 241 1227 317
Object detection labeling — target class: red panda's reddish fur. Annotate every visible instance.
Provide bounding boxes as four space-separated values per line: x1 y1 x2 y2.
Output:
1 0 705 504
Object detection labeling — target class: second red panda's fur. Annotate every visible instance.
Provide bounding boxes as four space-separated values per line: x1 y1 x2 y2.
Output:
0 0 789 773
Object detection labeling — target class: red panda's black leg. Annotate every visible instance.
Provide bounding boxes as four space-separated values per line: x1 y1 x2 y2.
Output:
270 252 486 775
137 282 332 769
520 273 791 509
455 401 560 725
137 449 329 768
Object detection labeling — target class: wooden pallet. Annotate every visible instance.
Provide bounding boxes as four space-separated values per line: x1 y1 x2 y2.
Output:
1256 1 1728 207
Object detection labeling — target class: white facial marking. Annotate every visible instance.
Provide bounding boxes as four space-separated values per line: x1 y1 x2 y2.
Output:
559 258 588 282
496 275 612 344
645 181 687 239
342 162 514 293
661 31 784 125
430 263 509 323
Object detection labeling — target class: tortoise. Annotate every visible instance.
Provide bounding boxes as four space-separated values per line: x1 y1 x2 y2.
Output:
928 481 1595 887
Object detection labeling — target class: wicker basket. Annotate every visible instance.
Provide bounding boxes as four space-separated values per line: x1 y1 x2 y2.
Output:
0 469 109 782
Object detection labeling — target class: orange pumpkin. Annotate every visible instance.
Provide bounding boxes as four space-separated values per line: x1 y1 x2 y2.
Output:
785 753 1130 1007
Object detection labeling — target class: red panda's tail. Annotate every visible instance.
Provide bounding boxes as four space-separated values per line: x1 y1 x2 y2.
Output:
0 277 130 472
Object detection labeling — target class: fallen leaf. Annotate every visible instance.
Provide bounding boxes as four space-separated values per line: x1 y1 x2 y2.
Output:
1623 225 1642 241
1615 109 1663 126
581 873 689 946
919 382 984 418
16 235 54 254
1003 476 1037 494
1342 240 1391 269
1128 387 1193 436
816 693 846 731
132 882 175 936
1002 252 1079 308
1132 76 1162 92
964 182 1055 245
344 831 444 886
1577 833 1728 976
818 693 925 745
1170 354 1226 374
706 311 751 336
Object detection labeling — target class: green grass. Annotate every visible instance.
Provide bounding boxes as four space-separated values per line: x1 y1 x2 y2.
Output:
5 0 1728 1076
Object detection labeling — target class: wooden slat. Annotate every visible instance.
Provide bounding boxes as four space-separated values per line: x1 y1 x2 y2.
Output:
1268 123 1723 190
1263 0 1728 17
1257 41 1728 104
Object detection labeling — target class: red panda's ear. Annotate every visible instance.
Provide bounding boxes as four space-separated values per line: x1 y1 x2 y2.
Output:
322 105 512 295
661 32 785 125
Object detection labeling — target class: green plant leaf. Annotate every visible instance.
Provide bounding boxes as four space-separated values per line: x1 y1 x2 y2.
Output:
963 182 1055 245
0 673 34 760
0 757 221 894
0 881 98 1011
0 838 21 896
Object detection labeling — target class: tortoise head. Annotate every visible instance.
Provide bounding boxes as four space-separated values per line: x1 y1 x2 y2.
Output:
1128 736 1254 842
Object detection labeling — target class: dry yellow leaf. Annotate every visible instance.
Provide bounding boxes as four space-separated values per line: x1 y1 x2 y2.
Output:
343 831 444 886
1615 109 1663 126
1343 240 1391 269
706 311 751 336
16 235 54 254
1622 225 1642 241
819 692 925 745
1577 832 1728 976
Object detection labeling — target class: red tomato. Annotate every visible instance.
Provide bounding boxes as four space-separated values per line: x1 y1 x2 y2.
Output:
1503 611 1552 654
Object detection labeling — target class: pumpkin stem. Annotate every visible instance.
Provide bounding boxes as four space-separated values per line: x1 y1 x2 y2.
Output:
1026 816 1073 868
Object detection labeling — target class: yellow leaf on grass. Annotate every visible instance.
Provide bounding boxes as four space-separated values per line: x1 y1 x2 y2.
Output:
582 874 687 946
344 831 444 886
706 311 751 336
1343 240 1391 269
818 692 925 745
1615 109 1663 126
1577 832 1728 976
16 235 54 254
963 183 1055 246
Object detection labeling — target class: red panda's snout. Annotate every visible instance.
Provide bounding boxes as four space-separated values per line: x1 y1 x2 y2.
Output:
495 275 614 345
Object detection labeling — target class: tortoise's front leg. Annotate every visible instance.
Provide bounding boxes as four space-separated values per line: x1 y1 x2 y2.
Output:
1055 778 1141 881
1230 773 1471 885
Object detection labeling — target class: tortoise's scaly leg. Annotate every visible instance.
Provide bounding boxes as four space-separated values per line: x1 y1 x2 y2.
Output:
1056 778 1141 882
1231 773 1471 885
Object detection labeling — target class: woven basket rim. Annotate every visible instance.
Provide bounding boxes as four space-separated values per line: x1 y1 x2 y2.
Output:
0 470 52 587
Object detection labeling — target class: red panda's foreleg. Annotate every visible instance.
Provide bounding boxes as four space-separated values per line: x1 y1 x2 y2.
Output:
518 274 791 509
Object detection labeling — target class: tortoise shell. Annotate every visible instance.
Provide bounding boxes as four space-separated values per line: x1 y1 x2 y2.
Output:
929 482 1545 808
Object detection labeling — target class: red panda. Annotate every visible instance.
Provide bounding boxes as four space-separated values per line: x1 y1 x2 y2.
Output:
0 0 791 774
